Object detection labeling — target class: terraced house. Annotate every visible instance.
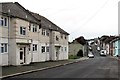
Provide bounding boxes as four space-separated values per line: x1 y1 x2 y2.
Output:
0 2 69 66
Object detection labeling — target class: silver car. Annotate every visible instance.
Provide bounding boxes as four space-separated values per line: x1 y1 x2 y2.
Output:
88 52 94 58
100 50 106 56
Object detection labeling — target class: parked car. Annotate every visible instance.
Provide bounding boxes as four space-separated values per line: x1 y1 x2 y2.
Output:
88 52 94 58
100 50 106 56
97 47 100 51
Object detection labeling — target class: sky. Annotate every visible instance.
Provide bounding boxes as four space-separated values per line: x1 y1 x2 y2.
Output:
0 0 119 42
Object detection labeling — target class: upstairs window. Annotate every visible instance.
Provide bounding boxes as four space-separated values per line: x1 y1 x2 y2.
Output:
39 24 41 29
61 33 63 39
1 43 8 53
4 18 7 26
29 23 31 31
33 25 37 32
0 17 7 26
56 36 59 41
46 30 50 36
65 35 67 39
20 26 26 35
42 29 46 35
0 17 4 26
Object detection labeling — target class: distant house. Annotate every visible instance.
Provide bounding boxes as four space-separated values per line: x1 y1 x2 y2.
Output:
87 39 94 46
110 37 120 57
100 35 109 50
69 36 88 57
103 36 116 55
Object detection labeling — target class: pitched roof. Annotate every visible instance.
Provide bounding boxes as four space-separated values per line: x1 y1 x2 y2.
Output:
110 36 120 43
103 36 116 44
0 2 69 35
29 11 69 35
0 2 40 24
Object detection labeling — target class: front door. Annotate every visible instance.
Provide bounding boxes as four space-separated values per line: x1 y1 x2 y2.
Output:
19 46 26 64
55 46 60 60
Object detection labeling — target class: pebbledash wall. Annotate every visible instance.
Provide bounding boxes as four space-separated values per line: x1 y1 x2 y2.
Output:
0 2 69 66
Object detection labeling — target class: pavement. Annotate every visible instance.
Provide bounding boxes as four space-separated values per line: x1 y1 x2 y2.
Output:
1 57 88 78
110 56 120 61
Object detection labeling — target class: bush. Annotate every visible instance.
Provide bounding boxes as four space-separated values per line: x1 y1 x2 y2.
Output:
69 55 79 59
77 49 83 57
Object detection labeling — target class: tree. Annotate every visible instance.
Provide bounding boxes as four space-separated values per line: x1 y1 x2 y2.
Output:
75 36 86 45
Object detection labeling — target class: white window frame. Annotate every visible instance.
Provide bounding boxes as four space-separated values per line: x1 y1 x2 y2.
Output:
0 17 7 27
42 29 46 36
20 26 26 35
41 46 45 53
46 30 50 36
33 44 37 51
46 46 49 52
65 47 67 52
33 24 37 32
1 43 8 53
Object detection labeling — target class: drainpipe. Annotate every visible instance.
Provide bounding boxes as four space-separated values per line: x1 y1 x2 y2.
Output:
8 16 10 65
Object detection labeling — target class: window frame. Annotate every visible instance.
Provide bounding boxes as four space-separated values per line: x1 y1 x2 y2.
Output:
46 46 49 52
42 29 46 36
20 26 26 35
41 46 45 53
1 43 8 53
33 44 37 51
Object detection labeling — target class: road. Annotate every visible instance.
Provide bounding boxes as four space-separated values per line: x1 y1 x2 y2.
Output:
4 55 119 79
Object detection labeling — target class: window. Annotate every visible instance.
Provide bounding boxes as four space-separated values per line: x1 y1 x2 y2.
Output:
33 25 37 32
61 33 63 39
29 23 31 31
56 36 59 41
28 45 31 51
0 17 4 26
0 17 7 26
42 46 45 53
46 30 49 36
61 47 63 52
39 24 41 29
23 27 26 35
42 29 46 35
1 43 8 53
20 26 26 35
4 18 7 26
65 47 67 52
65 35 67 39
33 44 37 51
46 46 49 52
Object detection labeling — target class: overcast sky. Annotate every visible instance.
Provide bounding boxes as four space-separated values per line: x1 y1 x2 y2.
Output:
1 0 119 42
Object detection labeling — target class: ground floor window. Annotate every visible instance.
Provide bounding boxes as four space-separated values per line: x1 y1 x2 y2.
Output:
33 44 37 51
1 43 8 53
46 46 49 52
65 47 67 52
41 46 49 53
42 46 45 53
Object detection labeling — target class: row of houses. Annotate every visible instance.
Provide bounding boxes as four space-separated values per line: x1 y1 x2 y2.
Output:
100 35 120 57
0 2 69 66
